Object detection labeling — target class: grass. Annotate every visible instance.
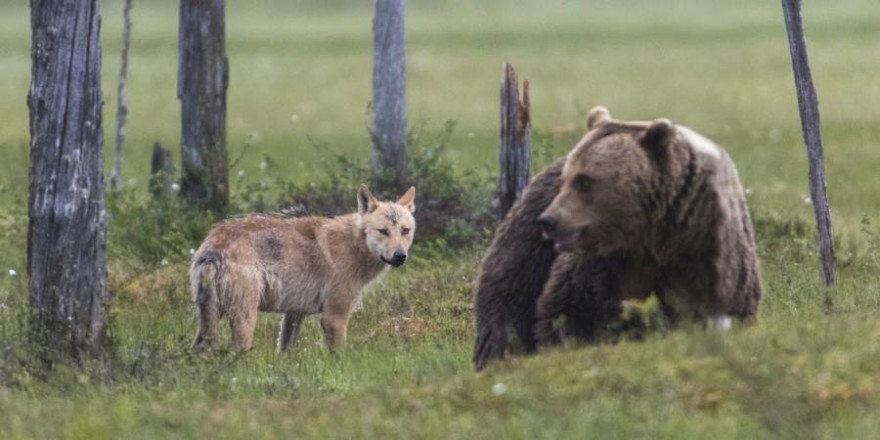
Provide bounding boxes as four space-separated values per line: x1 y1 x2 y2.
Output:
2 0 880 438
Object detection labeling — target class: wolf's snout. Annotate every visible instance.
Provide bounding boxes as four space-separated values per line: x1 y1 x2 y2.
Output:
390 250 407 267
537 215 558 235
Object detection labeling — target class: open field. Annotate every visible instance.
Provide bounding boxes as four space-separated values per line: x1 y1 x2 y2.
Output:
2 0 880 438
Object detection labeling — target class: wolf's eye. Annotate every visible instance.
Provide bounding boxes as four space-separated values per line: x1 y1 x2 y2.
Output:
401 228 411 236
573 174 592 193
378 229 390 236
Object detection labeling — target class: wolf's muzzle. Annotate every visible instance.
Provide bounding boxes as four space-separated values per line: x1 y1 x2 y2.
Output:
383 250 407 267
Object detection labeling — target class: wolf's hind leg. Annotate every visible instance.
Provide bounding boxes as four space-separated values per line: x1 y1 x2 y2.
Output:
192 262 221 349
229 306 259 351
277 312 307 352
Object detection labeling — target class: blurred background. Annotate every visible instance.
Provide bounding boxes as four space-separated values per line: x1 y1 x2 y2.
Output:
0 0 878 232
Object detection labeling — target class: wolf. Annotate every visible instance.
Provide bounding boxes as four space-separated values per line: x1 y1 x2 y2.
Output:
190 184 416 352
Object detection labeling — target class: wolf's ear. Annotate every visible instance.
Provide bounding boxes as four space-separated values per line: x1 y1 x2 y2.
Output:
357 184 379 214
641 118 675 158
587 106 611 131
398 186 416 213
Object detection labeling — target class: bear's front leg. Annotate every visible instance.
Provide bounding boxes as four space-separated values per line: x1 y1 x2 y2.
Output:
534 252 602 346
535 252 624 347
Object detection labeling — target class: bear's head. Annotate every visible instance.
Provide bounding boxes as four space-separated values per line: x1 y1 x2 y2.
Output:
538 106 677 254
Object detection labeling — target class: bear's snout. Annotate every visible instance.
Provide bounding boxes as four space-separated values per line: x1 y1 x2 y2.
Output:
537 215 558 235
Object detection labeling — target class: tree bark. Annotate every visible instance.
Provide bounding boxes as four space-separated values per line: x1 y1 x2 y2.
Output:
109 0 133 191
178 0 229 213
371 0 407 192
498 62 531 218
782 0 836 286
27 0 107 360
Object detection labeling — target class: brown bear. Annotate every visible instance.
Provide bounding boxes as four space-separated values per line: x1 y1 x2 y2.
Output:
473 106 761 371
472 158 565 370
472 159 630 371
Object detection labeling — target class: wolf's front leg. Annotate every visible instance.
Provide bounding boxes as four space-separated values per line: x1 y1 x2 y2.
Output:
321 290 353 350
321 313 350 350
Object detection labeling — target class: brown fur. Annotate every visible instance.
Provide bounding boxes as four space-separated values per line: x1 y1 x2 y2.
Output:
191 185 416 351
472 159 565 370
539 107 761 324
473 107 762 371
472 160 623 370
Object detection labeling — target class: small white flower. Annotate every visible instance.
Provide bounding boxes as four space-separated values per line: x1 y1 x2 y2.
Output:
804 196 812 205
290 114 300 122
189 249 195 255
170 183 180 192
491 383 507 396
8 269 16 277
237 170 245 179
259 161 268 172
745 188 752 196
160 258 169 266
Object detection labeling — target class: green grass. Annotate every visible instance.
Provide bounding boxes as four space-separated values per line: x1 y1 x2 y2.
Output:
2 0 880 438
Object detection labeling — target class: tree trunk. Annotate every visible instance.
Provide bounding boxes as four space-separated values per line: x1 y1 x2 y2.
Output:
27 0 107 360
782 0 836 287
109 0 133 191
371 0 407 192
498 62 531 218
178 0 229 213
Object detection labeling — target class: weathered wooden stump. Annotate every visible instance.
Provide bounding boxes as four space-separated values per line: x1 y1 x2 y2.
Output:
371 0 408 192
178 0 229 213
498 62 531 218
27 0 107 360
150 142 176 199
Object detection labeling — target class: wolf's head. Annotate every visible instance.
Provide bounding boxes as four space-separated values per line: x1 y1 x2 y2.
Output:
357 185 416 267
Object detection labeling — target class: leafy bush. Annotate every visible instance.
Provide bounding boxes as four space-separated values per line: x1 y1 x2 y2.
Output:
232 119 498 246
106 191 215 267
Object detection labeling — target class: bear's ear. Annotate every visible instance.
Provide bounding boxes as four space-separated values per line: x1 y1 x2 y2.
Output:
641 118 675 155
357 184 379 214
587 106 611 130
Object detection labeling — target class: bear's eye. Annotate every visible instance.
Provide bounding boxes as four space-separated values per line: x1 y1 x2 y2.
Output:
573 174 592 193
378 229 390 236
401 228 411 236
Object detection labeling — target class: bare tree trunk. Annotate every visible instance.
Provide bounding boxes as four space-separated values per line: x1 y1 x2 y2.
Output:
782 0 836 287
498 62 531 218
178 0 229 213
149 142 176 199
371 0 407 192
109 0 133 191
27 0 107 361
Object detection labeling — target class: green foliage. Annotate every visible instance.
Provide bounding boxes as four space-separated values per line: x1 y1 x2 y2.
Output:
106 191 215 267
231 119 496 244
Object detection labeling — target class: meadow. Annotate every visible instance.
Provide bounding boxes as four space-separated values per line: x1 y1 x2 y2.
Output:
2 0 880 438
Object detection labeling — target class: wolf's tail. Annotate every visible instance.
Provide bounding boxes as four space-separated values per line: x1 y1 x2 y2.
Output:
191 250 222 348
